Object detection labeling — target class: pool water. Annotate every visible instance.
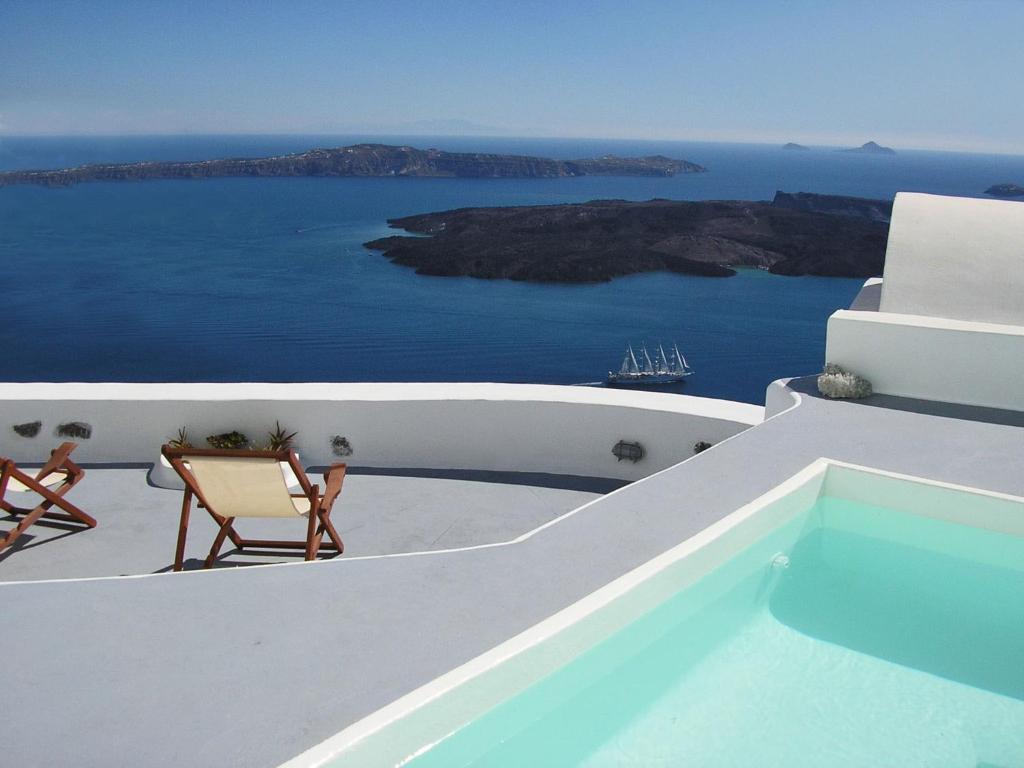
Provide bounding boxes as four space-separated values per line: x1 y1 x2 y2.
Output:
405 497 1024 767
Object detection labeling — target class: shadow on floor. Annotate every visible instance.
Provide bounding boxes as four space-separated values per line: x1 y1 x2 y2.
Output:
315 467 630 495
788 375 1024 428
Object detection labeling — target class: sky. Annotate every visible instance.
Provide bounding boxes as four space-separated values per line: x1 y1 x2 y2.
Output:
2 0 1023 154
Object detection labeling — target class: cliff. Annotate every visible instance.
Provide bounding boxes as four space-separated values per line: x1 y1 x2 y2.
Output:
0 144 706 187
364 193 889 283
771 190 893 222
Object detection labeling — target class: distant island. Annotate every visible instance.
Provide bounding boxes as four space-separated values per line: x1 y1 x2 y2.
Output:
0 144 706 188
782 142 810 151
986 183 1024 198
841 141 896 155
364 191 889 283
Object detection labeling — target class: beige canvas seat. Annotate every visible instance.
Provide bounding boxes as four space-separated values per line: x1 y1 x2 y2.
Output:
1 442 96 556
162 446 346 571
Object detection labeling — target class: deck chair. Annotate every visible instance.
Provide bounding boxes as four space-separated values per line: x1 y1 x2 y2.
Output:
161 446 346 571
1 442 96 554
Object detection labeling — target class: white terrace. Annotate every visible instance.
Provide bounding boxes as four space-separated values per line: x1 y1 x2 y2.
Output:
0 384 759 580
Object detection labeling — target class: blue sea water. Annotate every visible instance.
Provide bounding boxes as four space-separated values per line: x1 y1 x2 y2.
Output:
2 135 1023 404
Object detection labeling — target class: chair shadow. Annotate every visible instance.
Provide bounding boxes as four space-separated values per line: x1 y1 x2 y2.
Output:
151 547 342 574
0 514 92 564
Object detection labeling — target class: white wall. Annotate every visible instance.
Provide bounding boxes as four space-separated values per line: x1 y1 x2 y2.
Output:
880 192 1024 326
0 383 763 482
764 379 801 419
826 310 1024 411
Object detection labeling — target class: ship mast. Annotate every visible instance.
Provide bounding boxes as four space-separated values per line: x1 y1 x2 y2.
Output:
641 344 654 374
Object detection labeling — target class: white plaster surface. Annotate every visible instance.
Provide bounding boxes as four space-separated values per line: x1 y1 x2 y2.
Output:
4 379 1024 768
825 310 1024 411
879 192 1024 325
0 468 608 581
0 383 762 481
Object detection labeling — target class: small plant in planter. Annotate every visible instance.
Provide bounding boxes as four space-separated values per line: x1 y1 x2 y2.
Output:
331 435 353 457
12 421 42 438
206 431 250 450
266 421 298 452
168 427 193 449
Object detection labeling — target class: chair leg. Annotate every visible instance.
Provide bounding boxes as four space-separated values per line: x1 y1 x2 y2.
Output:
320 510 344 555
304 508 320 561
173 490 193 572
312 524 325 559
204 516 236 569
0 504 50 553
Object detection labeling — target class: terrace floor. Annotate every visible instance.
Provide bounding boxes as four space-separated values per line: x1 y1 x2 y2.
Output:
0 468 619 582
5 380 1024 768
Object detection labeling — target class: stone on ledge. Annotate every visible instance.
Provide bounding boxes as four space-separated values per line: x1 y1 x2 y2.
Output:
817 363 873 400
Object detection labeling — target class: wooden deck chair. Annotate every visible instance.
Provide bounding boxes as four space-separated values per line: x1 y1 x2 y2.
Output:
161 446 346 571
1 442 96 554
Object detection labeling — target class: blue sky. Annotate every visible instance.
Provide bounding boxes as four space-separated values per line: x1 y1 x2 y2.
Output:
2 0 1022 153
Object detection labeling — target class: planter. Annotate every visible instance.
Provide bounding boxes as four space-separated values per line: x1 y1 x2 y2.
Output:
148 452 303 491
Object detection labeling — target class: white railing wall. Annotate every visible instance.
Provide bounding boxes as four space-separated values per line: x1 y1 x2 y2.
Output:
0 383 763 482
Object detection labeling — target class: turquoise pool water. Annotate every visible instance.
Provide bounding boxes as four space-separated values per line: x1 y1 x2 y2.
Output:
405 498 1024 767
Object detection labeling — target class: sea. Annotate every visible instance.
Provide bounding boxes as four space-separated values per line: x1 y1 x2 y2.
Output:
2 135 1023 404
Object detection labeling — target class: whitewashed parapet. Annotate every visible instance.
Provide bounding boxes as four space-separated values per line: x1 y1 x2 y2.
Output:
826 310 1024 411
0 383 762 481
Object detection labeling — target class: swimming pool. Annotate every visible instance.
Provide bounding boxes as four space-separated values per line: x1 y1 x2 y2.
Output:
289 460 1024 768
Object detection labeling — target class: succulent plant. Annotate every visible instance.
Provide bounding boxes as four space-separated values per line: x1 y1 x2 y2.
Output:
331 435 353 457
266 421 298 452
206 431 249 450
56 422 92 439
168 427 192 449
12 421 42 438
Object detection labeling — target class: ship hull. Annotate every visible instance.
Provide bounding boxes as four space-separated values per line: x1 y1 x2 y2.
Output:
606 372 693 386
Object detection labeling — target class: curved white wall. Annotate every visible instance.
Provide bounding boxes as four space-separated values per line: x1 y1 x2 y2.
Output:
880 192 1024 326
764 379 801 419
0 383 763 482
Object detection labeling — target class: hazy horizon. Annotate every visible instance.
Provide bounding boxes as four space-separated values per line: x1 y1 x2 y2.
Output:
3 133 1024 160
3 1 1023 155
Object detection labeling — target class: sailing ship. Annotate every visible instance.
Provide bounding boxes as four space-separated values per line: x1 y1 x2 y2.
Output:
607 343 693 386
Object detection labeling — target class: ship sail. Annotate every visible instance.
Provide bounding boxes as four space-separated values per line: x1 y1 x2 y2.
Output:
619 345 637 375
674 344 689 372
608 341 693 386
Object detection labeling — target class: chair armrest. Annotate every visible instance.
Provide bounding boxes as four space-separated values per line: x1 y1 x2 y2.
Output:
320 463 347 512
